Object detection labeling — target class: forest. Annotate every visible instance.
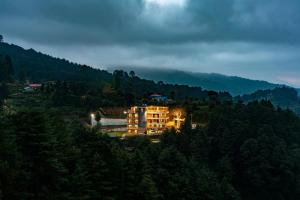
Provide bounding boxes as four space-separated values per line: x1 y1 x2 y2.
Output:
1 40 300 200
1 101 300 200
235 87 300 115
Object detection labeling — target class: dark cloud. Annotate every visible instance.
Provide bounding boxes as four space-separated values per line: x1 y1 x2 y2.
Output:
0 0 145 45
184 0 300 43
1 0 300 45
0 0 300 86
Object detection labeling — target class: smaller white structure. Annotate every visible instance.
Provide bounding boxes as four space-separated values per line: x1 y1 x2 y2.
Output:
90 114 126 127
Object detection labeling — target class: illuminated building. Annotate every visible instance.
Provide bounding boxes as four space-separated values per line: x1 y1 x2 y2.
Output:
127 106 185 135
146 106 169 134
127 106 146 134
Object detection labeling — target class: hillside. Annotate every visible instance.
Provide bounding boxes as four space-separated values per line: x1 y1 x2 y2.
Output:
0 42 112 83
110 67 281 96
1 42 283 97
1 43 300 200
0 42 222 103
2 41 300 113
2 92 300 200
235 87 300 115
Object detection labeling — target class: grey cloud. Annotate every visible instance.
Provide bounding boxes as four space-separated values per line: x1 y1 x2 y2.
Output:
1 0 300 45
185 0 300 43
0 0 145 45
1 0 300 86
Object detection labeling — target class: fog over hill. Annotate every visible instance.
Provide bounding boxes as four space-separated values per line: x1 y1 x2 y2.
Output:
109 67 282 96
0 40 291 97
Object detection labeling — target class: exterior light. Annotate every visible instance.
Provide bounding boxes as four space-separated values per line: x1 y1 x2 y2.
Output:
91 113 95 118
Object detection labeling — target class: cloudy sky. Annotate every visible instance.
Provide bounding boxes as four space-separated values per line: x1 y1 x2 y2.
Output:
1 0 300 86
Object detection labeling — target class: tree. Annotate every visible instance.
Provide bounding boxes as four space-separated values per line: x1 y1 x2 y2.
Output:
86 153 115 200
112 70 123 92
157 147 190 200
169 91 176 100
13 110 67 199
18 65 27 83
0 83 8 109
0 55 14 82
139 174 160 200
0 35 3 42
125 92 135 106
129 70 135 78
95 111 101 126
0 113 19 199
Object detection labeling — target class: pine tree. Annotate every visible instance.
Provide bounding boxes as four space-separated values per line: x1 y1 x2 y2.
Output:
0 113 20 199
18 65 27 83
95 111 102 127
87 153 115 200
2 55 14 82
139 174 160 200
0 83 8 109
13 110 67 199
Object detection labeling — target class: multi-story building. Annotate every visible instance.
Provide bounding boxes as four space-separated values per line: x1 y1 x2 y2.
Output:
127 106 146 134
127 106 185 135
146 106 169 134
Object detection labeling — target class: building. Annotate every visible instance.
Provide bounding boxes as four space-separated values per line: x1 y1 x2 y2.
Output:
90 112 127 135
24 83 42 92
127 106 185 135
127 106 147 134
29 84 42 89
146 106 169 134
150 94 168 102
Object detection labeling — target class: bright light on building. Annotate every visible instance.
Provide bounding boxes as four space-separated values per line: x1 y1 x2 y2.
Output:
127 106 185 135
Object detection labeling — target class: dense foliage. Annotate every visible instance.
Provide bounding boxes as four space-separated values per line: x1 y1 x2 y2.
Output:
236 87 300 115
115 67 279 96
0 42 216 101
1 41 300 200
0 54 14 82
1 101 300 200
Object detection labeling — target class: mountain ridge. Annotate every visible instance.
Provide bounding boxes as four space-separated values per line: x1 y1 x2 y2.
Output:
109 66 282 96
0 41 289 96
0 41 213 101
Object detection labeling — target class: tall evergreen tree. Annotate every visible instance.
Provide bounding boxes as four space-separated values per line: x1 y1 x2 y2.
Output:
0 55 14 82
13 110 67 199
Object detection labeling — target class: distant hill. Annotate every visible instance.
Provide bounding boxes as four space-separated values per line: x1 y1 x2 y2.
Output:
0 42 217 100
235 87 300 115
0 41 290 101
110 67 281 96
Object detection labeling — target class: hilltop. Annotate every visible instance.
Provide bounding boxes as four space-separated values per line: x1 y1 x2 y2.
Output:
0 41 282 97
0 42 112 83
110 67 281 96
235 87 300 115
1 41 232 109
